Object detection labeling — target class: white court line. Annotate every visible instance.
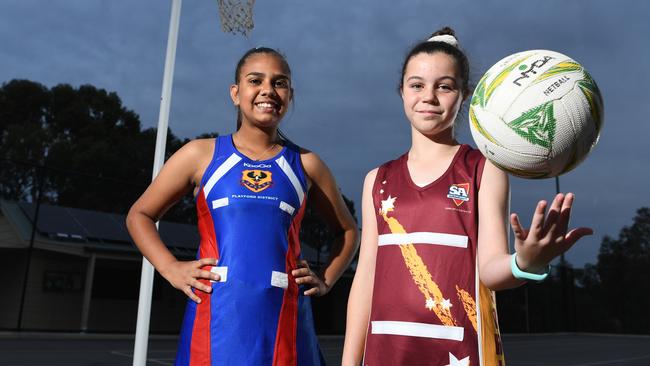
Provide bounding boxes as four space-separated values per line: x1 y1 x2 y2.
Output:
111 350 173 365
569 354 650 366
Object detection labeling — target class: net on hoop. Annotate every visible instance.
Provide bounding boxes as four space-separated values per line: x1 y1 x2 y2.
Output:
217 0 255 36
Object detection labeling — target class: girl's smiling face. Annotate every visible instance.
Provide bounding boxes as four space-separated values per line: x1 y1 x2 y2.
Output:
401 52 465 138
230 52 292 129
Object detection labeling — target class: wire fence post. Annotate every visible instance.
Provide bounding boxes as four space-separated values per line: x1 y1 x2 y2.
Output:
555 176 572 331
16 165 45 330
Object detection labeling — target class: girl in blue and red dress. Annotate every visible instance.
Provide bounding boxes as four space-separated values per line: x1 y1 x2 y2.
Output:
127 47 358 365
343 27 592 366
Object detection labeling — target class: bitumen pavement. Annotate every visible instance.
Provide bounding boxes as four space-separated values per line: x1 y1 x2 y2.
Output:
1 332 650 365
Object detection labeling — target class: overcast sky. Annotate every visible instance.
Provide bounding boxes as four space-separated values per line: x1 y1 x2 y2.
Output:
2 0 649 267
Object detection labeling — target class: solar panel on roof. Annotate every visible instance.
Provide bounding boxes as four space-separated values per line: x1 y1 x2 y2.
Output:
158 221 199 250
18 201 199 249
66 207 131 243
19 202 87 239
109 213 133 242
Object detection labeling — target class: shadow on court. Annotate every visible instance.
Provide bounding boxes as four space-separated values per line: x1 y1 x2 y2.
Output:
1 333 649 365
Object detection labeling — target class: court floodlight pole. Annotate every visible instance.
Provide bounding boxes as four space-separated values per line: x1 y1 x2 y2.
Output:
133 0 182 364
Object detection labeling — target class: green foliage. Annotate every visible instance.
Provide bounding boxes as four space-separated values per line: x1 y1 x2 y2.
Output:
590 207 650 332
300 193 356 264
0 80 50 200
496 208 650 334
0 79 357 234
0 79 194 222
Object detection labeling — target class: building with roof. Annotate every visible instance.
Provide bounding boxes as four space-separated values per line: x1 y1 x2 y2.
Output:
0 199 200 333
0 200 350 334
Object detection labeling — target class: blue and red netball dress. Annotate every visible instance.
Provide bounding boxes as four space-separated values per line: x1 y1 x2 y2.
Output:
175 135 324 366
364 145 505 366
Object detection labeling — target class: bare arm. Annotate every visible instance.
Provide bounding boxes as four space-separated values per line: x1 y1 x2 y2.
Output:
478 160 593 290
477 160 522 290
126 139 219 302
342 169 378 366
291 151 359 296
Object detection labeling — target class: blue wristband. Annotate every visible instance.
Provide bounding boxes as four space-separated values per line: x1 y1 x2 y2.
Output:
510 253 549 282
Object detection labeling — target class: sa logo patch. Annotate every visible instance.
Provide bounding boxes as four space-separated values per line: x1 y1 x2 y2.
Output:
241 170 273 193
447 183 470 206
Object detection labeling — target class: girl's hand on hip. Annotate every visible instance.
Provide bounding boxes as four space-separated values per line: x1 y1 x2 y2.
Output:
292 259 330 297
162 257 219 303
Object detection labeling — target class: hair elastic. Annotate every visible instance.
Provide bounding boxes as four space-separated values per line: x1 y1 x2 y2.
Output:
427 34 459 48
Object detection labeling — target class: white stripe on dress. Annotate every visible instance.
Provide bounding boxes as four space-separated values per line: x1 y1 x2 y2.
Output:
378 232 468 248
210 266 228 283
275 156 305 206
211 197 229 209
371 320 464 341
270 271 288 289
279 201 295 215
203 153 242 197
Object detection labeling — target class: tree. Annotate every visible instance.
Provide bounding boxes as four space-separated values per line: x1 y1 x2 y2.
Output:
0 79 195 222
592 207 650 333
495 208 650 334
1 78 361 232
0 80 50 200
300 192 357 265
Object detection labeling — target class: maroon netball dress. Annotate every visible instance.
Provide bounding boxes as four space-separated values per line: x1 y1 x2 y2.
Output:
364 144 505 366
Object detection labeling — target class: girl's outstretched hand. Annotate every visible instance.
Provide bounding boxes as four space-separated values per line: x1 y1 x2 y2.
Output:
162 257 219 303
293 259 330 297
511 193 593 273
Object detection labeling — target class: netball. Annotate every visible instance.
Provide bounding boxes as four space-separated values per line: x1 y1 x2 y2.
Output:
469 49 604 178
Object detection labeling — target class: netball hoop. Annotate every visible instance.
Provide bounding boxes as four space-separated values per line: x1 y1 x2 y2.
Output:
133 1 255 365
217 0 255 36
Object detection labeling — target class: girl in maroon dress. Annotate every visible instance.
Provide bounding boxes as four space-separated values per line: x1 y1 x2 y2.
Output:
343 27 592 366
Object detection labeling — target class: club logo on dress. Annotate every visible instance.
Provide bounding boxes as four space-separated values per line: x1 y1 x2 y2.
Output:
447 183 470 206
241 170 273 193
